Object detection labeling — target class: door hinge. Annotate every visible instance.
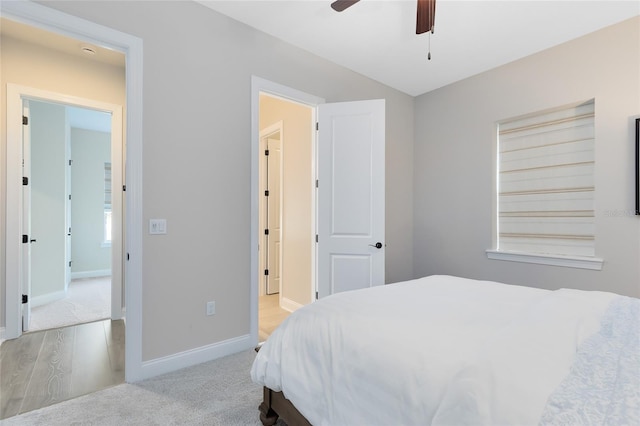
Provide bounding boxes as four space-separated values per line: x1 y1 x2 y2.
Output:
315 179 319 188
127 253 130 261
22 116 28 125
264 190 269 197
316 122 319 131
22 234 28 244
69 160 73 166
265 149 269 156
69 261 72 267
315 291 319 300
315 234 318 243
264 229 269 235
123 184 126 192
22 294 28 304
69 194 72 200
23 177 29 185
264 269 269 276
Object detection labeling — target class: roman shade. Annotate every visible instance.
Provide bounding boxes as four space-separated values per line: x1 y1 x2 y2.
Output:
497 100 595 257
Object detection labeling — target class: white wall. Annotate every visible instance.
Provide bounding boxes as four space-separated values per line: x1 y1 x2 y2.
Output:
0 32 125 328
413 17 640 297
259 95 313 307
71 127 111 276
29 100 66 299
30 0 415 361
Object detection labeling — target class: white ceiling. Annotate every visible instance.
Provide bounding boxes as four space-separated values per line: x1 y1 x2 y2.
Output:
0 17 125 68
198 0 640 96
67 106 112 134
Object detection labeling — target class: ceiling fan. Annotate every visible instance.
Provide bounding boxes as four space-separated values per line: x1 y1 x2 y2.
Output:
331 0 436 35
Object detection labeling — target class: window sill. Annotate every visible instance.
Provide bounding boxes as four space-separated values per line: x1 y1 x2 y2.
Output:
486 250 603 271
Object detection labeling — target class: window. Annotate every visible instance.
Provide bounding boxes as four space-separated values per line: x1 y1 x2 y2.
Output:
104 162 112 246
488 100 603 270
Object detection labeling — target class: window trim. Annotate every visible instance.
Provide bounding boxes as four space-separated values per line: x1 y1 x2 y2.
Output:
486 249 603 270
490 100 602 269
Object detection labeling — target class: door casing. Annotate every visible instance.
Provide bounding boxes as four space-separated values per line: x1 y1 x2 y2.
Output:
258 122 284 298
6 85 124 333
21 102 32 331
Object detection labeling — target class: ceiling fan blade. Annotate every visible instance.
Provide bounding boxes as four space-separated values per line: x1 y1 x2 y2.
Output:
416 0 436 34
331 0 361 12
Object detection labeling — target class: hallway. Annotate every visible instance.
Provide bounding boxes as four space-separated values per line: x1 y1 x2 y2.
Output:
0 319 124 419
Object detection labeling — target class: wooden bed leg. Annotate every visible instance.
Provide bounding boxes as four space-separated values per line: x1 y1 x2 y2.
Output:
259 386 279 426
258 400 279 426
259 386 312 426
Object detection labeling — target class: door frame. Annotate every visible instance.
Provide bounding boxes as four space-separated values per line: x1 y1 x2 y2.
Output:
258 121 284 298
2 1 144 382
8 86 124 329
250 76 324 345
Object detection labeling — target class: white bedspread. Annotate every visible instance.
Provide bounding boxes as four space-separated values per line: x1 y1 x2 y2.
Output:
250 275 623 425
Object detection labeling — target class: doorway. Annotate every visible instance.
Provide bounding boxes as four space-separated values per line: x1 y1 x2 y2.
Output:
26 99 115 333
256 92 316 340
251 78 387 345
9 87 124 334
2 0 143 382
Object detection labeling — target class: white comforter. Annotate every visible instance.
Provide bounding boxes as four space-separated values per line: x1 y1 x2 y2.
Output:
250 275 622 425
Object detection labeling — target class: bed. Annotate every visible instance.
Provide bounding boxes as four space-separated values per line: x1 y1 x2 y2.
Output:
251 275 639 425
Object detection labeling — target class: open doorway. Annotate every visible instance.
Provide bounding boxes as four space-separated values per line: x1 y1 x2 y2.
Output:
2 0 143 383
26 100 115 332
251 78 387 346
257 93 316 340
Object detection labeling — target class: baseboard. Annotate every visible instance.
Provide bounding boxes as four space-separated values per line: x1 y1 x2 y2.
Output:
139 334 253 381
31 290 66 308
280 297 303 313
71 269 111 280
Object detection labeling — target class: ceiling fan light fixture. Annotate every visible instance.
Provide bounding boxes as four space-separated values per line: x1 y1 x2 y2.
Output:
330 0 438 60
330 0 360 13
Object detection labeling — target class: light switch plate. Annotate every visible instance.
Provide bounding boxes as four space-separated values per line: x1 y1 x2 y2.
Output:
149 219 167 235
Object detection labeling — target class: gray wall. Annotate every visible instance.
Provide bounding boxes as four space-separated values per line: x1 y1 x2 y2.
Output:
30 101 66 299
70 127 111 275
413 17 640 297
37 0 415 360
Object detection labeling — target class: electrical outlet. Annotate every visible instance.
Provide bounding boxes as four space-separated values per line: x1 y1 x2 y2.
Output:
206 301 215 316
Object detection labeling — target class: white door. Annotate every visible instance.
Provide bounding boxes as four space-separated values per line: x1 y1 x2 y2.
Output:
317 99 385 298
266 137 282 295
22 101 32 331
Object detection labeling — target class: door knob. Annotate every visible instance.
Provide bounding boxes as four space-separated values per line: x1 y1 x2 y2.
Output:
369 242 383 249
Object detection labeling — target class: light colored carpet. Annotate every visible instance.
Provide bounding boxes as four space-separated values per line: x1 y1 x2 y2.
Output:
29 277 111 332
2 350 281 426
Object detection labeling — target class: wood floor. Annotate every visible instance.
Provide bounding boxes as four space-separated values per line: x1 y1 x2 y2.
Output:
259 294 291 342
0 319 124 420
0 296 285 419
